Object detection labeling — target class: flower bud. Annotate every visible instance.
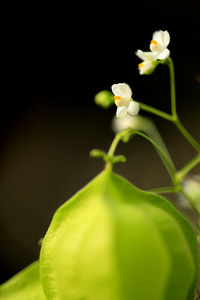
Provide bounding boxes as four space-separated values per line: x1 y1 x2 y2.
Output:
94 90 114 109
40 170 199 300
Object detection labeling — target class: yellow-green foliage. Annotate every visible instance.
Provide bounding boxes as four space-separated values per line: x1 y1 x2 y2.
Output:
40 170 199 300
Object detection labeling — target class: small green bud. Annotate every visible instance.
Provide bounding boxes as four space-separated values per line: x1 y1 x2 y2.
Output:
94 90 114 109
110 155 126 164
40 171 199 300
90 148 126 167
90 149 107 159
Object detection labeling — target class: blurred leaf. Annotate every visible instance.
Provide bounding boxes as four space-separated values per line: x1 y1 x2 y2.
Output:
0 261 45 300
40 170 199 300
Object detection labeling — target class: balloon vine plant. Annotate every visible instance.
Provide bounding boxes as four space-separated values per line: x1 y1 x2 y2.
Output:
1 30 200 300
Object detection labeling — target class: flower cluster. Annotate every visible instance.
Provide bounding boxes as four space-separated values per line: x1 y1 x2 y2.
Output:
136 30 170 75
111 30 170 118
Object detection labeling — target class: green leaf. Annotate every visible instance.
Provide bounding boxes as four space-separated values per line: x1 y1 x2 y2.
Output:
0 261 46 300
40 170 199 300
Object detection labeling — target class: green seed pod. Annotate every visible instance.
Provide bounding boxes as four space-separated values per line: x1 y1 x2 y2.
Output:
0 261 45 300
40 170 199 300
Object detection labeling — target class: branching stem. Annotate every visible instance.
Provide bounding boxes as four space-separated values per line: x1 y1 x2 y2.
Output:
138 58 200 153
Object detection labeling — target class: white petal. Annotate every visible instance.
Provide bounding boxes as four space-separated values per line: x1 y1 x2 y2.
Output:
116 106 128 118
115 96 130 107
163 31 170 47
152 30 164 45
122 83 132 98
112 114 141 133
157 48 170 60
136 50 157 61
139 60 154 75
135 49 148 61
152 30 170 48
144 51 158 61
111 84 118 96
150 43 165 54
139 68 144 75
112 83 132 98
128 101 140 116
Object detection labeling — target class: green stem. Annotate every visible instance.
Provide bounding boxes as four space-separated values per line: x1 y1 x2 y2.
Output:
105 129 130 171
173 117 200 152
166 57 177 118
138 58 200 153
176 153 200 181
166 57 200 152
133 131 176 180
148 186 178 194
105 129 176 181
139 98 200 151
137 101 173 121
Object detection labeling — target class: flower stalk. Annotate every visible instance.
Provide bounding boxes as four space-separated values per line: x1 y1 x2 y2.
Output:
104 129 177 181
175 154 200 182
173 117 200 152
136 57 200 153
165 57 177 118
166 57 200 152
96 28 200 227
105 129 131 171
136 101 173 121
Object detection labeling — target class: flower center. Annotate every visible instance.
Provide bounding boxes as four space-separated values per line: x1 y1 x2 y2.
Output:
114 96 122 101
150 40 158 45
138 63 143 69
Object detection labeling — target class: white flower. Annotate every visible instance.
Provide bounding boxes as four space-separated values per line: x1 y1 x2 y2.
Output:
111 83 140 118
112 114 147 133
177 176 200 209
136 30 170 75
149 30 170 60
135 50 158 75
183 178 200 205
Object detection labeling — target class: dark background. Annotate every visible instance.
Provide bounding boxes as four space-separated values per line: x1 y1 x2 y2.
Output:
1 1 200 283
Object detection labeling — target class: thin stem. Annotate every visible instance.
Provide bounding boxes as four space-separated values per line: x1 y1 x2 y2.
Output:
132 131 176 180
173 117 200 152
144 119 175 169
148 186 178 194
138 99 200 152
105 129 130 171
105 129 176 181
107 130 128 157
139 98 200 152
176 153 200 181
137 101 173 121
166 57 200 152
166 57 177 118
138 58 200 152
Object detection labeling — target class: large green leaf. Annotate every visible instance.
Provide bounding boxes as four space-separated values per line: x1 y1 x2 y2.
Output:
0 261 46 300
40 170 199 300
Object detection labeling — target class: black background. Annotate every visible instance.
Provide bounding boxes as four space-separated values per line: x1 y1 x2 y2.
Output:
1 0 200 283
